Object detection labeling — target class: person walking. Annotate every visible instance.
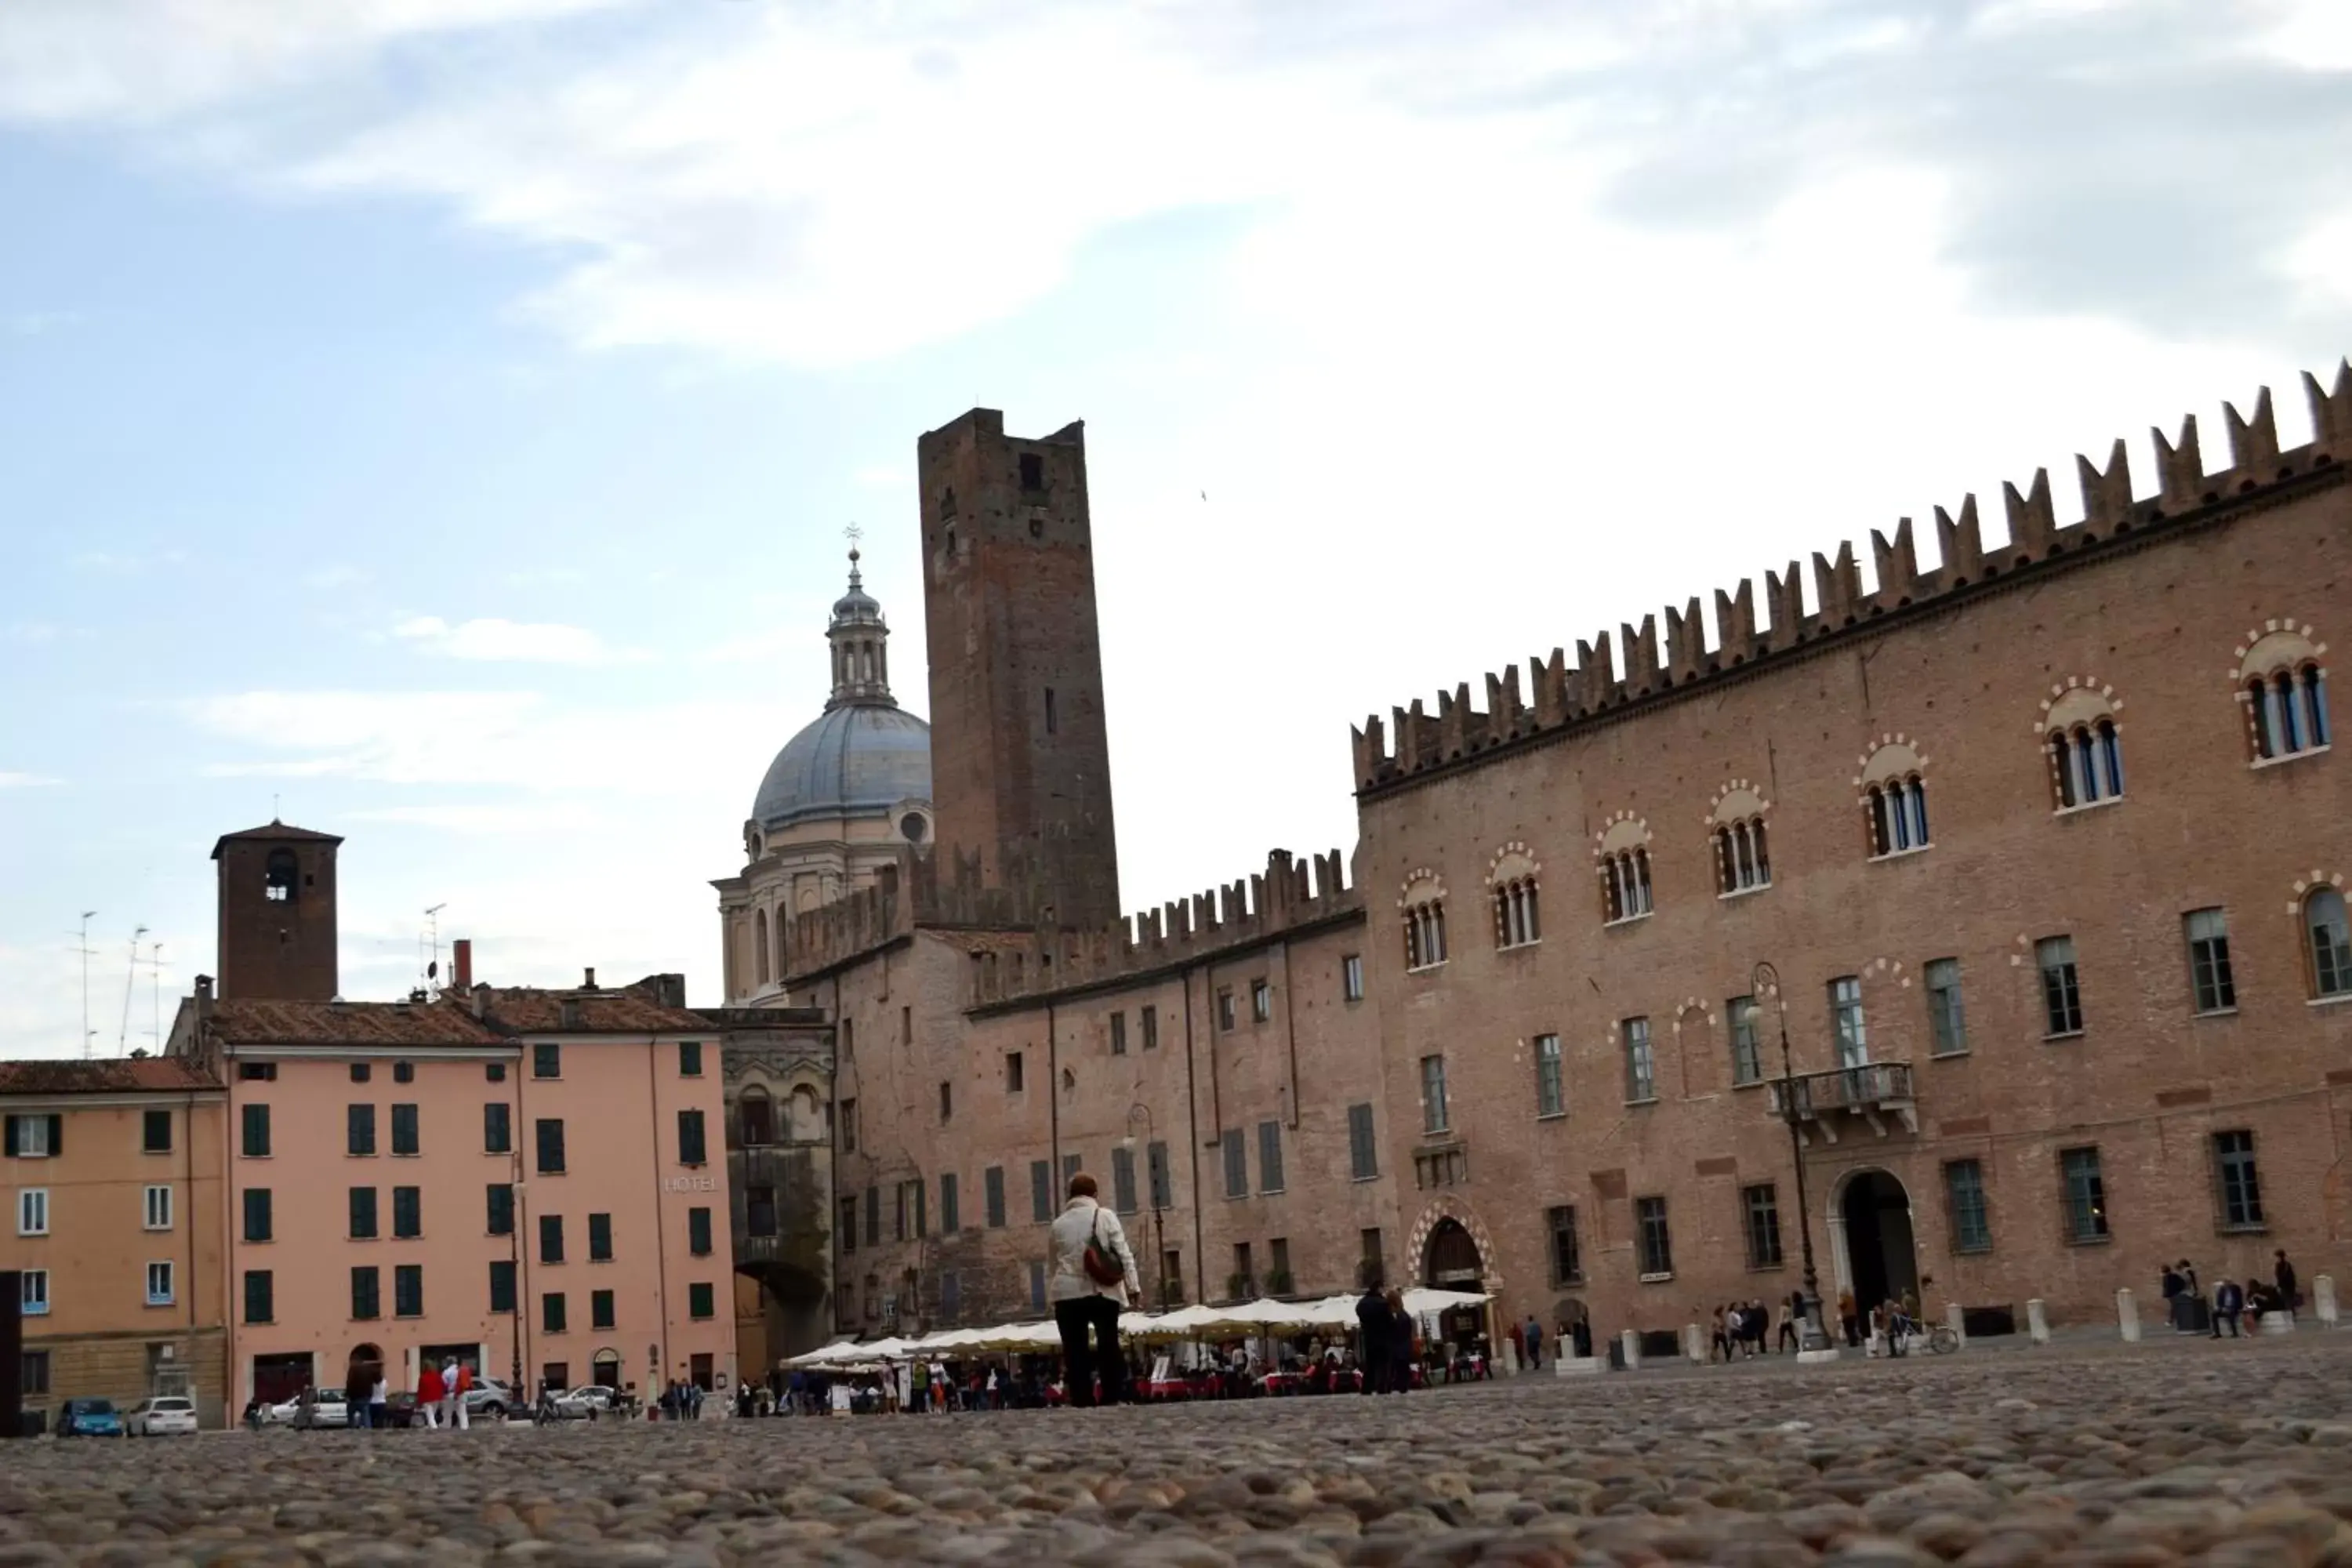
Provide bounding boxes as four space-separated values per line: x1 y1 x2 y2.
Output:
2274 1250 2299 1315
1356 1273 1393 1394
1837 1288 1860 1348
1709 1305 1732 1363
1048 1171 1141 1408
369 1365 389 1432
2213 1277 2244 1338
1523 1315 1542 1371
1779 1291 1803 1353
344 1357 374 1430
417 1359 445 1428
1385 1288 1415 1393
447 1359 472 1430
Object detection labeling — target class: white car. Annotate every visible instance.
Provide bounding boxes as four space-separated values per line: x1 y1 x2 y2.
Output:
463 1375 513 1419
126 1396 199 1436
543 1385 618 1421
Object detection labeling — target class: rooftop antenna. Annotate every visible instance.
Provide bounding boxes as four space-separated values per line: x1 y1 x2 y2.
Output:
118 924 149 1055
73 911 99 1059
423 903 447 997
148 938 165 1054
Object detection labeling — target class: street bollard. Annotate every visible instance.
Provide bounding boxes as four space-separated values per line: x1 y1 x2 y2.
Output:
1557 1348 1600 1377
2316 1275 2339 1329
2261 1308 2296 1336
1944 1300 1966 1348
1684 1323 1706 1363
1621 1329 1642 1370
2027 1298 2050 1345
2117 1287 2142 1343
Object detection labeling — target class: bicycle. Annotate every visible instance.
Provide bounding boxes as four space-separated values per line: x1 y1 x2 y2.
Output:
1923 1323 1960 1354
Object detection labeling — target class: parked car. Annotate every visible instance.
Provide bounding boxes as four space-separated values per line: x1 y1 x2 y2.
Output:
542 1385 618 1421
292 1387 352 1430
125 1396 199 1436
463 1376 512 1420
56 1398 125 1438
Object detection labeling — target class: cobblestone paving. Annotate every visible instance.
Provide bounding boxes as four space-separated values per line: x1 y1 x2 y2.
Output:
7 1339 2352 1566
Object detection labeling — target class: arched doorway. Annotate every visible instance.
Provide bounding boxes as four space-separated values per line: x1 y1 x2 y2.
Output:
1835 1169 1919 1313
1421 1218 1486 1354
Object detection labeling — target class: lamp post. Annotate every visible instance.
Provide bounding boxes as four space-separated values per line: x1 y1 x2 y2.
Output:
1753 961 1829 1352
509 1177 526 1399
1122 1104 1167 1308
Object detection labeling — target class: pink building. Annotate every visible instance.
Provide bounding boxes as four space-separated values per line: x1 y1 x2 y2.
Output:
167 822 733 1410
171 976 732 1409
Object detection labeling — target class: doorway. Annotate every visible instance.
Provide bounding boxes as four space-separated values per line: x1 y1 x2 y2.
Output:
1837 1169 1919 1313
1421 1219 1486 1354
252 1352 312 1406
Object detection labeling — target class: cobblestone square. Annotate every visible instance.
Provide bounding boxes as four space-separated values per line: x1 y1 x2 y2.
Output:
6 1338 2352 1567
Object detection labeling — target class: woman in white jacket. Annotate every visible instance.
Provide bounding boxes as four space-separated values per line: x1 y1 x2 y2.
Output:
1047 1172 1141 1406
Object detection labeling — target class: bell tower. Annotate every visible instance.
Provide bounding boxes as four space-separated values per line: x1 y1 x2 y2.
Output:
212 821 342 1000
917 409 1122 927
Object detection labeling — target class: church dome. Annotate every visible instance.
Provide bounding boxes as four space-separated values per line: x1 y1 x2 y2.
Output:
747 546 932 837
751 702 931 833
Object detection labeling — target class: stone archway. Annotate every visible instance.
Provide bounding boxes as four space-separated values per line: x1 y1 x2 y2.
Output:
1829 1167 1920 1313
1403 1196 1506 1293
1425 1218 1483 1287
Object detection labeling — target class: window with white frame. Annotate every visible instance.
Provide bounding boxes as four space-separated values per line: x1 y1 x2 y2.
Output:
1600 848 1653 923
146 1261 174 1306
2238 626 2330 761
1341 955 1363 1002
1534 1033 1565 1118
1925 958 1967 1055
1622 1018 1656 1102
143 1184 173 1231
2043 684 2125 808
1490 846 1542 949
1709 783 1772 895
2038 936 2085 1036
21 1269 49 1315
1403 902 1446 970
1859 740 1931 857
1635 1196 1673 1276
2307 887 2352 999
2185 909 2237 1014
1829 976 1868 1068
17 1188 49 1236
1726 996 1763 1083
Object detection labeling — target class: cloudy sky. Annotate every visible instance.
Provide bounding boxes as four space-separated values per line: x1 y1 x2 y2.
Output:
2 0 2347 1054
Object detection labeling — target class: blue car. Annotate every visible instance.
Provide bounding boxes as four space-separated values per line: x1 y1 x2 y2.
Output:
56 1397 125 1437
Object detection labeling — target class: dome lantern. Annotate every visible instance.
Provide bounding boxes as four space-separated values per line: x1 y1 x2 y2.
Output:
826 546 892 710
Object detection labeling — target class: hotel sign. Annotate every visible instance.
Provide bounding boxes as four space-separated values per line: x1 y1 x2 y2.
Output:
661 1175 719 1193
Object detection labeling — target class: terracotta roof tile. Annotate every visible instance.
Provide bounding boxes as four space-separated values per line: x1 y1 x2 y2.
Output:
205 999 504 1047
473 989 709 1035
0 1057 222 1095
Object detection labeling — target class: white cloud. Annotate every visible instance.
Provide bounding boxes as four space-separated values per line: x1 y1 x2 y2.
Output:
304 564 369 589
390 615 645 664
0 771 64 788
183 687 781 797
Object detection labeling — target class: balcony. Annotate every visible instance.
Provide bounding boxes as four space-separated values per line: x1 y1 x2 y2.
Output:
1766 1062 1918 1143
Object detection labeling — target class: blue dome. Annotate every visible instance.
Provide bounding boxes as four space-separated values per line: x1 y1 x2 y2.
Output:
751 702 932 832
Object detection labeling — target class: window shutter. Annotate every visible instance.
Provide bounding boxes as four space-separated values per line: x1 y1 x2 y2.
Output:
46 1114 62 1156
3 1116 16 1158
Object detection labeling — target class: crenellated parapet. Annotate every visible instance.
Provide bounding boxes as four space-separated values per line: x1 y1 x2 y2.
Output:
967 848 1360 1011
1353 365 2352 793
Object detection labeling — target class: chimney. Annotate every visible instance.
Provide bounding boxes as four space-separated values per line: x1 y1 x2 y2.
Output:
453 939 473 992
194 975 215 1023
583 967 597 991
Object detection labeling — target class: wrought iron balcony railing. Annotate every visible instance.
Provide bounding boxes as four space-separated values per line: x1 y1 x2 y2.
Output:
1766 1062 1918 1141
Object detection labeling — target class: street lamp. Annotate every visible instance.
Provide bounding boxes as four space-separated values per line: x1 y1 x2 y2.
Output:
1121 1104 1167 1308
509 1177 526 1399
1753 961 1830 1353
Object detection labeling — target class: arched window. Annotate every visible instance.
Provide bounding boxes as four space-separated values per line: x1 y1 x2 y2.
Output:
1487 846 1541 949
753 909 771 987
1858 739 1930 858
1595 816 1653 924
264 848 298 904
2239 625 2331 762
2307 887 2352 999
739 1087 774 1147
1709 784 1772 895
2043 685 2124 809
1399 872 1447 971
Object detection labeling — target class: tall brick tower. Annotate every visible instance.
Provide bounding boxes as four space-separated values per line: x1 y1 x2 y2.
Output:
917 409 1121 927
212 822 342 1000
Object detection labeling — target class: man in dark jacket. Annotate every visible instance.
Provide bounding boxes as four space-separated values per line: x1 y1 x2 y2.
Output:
1356 1276 1392 1394
2275 1250 2299 1312
2213 1278 2244 1338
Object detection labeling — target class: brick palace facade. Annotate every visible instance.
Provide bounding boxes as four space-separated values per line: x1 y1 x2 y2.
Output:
738 369 2349 1357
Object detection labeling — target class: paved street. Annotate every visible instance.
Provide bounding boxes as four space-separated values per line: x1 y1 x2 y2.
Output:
6 1338 2352 1566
